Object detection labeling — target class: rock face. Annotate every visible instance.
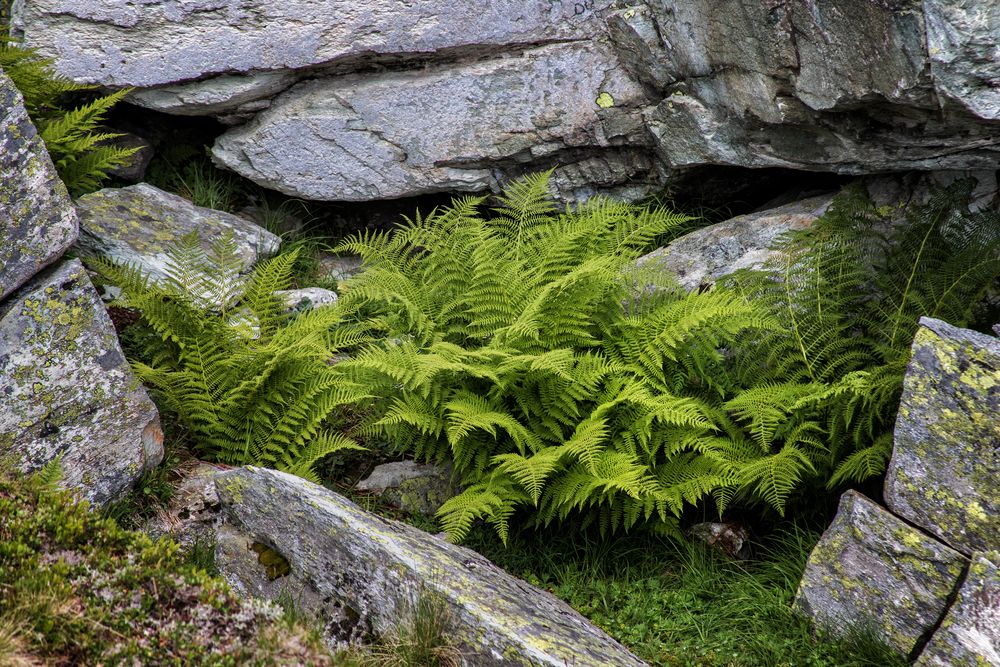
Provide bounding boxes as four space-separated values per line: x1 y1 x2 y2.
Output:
0 69 78 303
211 41 651 202
610 0 1000 173
794 491 967 656
214 466 647 666
355 461 457 516
0 259 163 504
917 554 1000 667
14 0 657 202
885 318 999 556
74 184 281 304
636 193 834 291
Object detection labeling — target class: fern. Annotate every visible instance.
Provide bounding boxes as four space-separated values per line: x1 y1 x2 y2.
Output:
337 173 787 542
90 232 368 481
725 180 1000 490
0 39 136 195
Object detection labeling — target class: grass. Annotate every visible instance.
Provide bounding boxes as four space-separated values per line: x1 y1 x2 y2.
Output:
461 523 907 667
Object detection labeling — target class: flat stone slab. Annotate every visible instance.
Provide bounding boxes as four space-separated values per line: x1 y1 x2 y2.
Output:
636 193 834 291
214 466 647 666
917 553 1000 666
212 41 647 201
885 317 1000 556
0 259 163 504
0 70 77 303
74 184 280 306
795 491 967 656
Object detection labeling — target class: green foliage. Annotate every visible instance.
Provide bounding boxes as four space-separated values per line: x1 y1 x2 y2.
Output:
466 524 907 667
0 470 335 665
0 39 137 195
725 181 1000 490
338 172 785 542
90 232 369 481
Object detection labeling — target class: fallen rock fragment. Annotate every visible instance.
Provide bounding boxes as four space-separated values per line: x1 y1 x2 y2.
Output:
355 460 457 516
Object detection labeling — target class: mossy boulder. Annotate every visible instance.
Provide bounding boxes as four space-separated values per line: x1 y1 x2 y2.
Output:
354 460 457 516
916 552 1000 666
0 69 77 303
74 183 280 307
214 466 648 666
795 491 967 656
0 259 162 504
884 317 999 556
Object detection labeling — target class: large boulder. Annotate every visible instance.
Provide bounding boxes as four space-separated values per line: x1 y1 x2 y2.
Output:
74 184 280 306
884 318 999 556
609 1 1000 173
0 259 163 504
213 466 647 666
211 41 652 202
916 553 1000 667
795 491 967 656
355 460 457 516
0 69 77 303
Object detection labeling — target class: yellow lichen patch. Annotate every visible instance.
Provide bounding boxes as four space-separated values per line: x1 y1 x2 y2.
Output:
595 92 615 109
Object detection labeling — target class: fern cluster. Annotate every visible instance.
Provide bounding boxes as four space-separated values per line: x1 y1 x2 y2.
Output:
336 173 791 542
91 233 369 481
724 180 1000 489
0 39 136 194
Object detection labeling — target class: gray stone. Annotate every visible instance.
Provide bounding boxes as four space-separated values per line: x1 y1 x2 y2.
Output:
0 259 163 505
0 69 78 303
687 522 750 561
355 461 457 516
142 461 225 549
128 71 298 117
214 466 647 666
884 318 1000 556
925 2 1000 121
13 0 614 98
916 553 1000 667
614 1 1000 174
318 254 364 286
636 193 834 291
74 184 281 306
103 131 155 182
795 491 967 656
275 288 338 313
212 41 650 202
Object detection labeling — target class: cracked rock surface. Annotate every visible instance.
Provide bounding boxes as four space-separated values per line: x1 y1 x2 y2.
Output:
0 260 163 505
214 466 648 666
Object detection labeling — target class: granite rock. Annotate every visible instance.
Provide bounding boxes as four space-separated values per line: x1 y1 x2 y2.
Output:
0 69 77 303
74 184 281 306
795 491 967 656
636 193 834 291
885 318 1000 556
0 259 163 504
214 466 647 666
355 461 457 516
916 553 1000 667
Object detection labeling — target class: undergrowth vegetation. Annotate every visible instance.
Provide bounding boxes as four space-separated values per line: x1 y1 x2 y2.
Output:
0 39 135 195
0 466 335 666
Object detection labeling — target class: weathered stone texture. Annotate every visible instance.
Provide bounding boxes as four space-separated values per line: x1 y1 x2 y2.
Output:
212 41 650 201
214 466 647 666
275 288 338 314
885 317 1000 556
636 193 834 291
612 0 1000 173
74 184 280 305
0 69 77 303
917 553 1000 667
13 0 614 91
0 259 163 504
795 491 967 655
355 461 457 516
